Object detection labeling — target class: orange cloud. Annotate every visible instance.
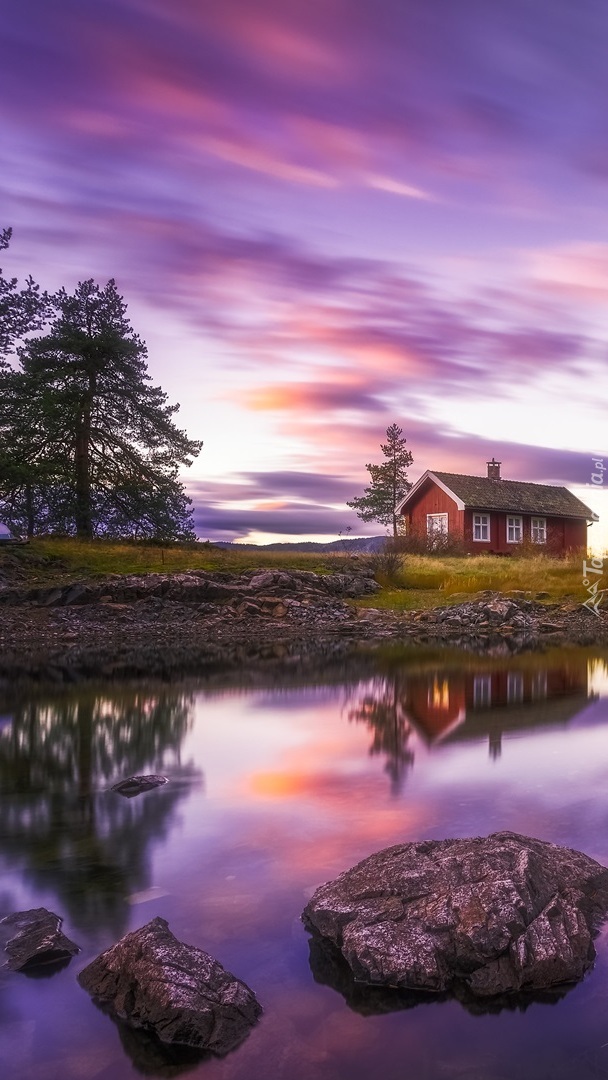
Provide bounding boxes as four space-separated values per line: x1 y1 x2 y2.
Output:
240 379 383 414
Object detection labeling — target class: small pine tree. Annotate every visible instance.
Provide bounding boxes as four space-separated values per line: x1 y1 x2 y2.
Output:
347 423 413 537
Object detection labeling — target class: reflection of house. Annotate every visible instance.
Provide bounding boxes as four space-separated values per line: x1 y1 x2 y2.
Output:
402 658 590 753
397 459 598 554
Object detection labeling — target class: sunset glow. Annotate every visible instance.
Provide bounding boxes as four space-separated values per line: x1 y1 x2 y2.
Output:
2 0 607 542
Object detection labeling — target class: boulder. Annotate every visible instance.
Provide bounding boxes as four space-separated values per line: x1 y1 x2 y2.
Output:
111 775 168 798
302 831 608 998
78 917 262 1054
1 908 80 971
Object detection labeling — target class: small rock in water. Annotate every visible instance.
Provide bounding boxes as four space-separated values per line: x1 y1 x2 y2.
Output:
1 908 80 972
111 775 169 798
78 917 262 1054
303 831 608 999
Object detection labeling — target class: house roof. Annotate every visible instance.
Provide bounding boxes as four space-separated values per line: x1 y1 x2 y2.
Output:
399 471 598 520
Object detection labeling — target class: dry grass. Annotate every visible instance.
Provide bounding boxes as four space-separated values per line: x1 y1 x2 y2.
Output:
373 552 582 596
26 537 341 578
357 552 586 610
7 539 588 610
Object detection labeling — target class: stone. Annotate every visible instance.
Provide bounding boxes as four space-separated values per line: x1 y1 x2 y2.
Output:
111 775 169 798
1 908 80 971
248 571 277 591
41 588 63 606
302 831 608 999
63 584 90 605
78 917 262 1054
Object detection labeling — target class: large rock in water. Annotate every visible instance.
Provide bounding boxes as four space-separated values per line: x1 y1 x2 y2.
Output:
78 917 262 1055
303 832 608 998
0 908 80 971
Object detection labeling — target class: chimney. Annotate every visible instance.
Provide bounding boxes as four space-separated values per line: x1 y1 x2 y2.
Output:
487 458 501 480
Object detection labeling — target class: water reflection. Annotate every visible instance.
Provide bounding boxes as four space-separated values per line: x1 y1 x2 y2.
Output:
1 649 608 1079
349 652 598 790
307 934 571 1018
0 688 202 935
103 1012 211 1078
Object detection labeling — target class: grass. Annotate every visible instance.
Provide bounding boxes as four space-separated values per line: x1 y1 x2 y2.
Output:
357 552 586 610
14 537 341 580
2 539 589 609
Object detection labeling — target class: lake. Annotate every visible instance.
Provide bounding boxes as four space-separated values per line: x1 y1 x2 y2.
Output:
2 643 608 1079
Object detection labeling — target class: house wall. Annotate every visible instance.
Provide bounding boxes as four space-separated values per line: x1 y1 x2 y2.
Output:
463 510 587 555
402 479 590 554
403 480 463 539
562 518 588 552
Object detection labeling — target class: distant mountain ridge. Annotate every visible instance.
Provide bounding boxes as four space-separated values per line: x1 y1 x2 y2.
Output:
215 535 387 553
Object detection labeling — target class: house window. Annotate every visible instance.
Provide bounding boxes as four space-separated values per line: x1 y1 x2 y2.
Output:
531 517 546 544
507 672 524 703
428 677 450 711
531 671 547 699
427 513 448 543
507 516 523 543
473 514 490 541
473 675 492 707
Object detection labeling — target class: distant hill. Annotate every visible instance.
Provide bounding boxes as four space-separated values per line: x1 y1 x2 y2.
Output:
215 535 387 553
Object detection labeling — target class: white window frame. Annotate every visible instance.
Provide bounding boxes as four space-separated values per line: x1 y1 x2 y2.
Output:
426 513 448 538
507 515 523 543
473 675 492 707
531 671 547 699
507 671 524 703
530 516 546 544
473 513 490 542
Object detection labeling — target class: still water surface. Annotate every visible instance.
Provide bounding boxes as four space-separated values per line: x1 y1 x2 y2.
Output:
2 645 608 1079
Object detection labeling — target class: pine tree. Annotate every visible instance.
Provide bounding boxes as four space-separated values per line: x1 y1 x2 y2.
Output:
11 278 202 539
0 228 54 534
347 423 413 537
0 228 49 363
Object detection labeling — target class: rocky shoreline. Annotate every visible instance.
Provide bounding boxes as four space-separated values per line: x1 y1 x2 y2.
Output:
1 565 607 684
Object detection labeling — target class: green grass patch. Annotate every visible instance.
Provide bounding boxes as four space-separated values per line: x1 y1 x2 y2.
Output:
355 589 444 611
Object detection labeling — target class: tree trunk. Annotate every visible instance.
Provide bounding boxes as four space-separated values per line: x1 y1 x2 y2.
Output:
74 374 95 538
24 481 35 538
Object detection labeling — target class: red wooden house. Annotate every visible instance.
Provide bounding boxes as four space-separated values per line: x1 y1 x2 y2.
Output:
397 459 598 555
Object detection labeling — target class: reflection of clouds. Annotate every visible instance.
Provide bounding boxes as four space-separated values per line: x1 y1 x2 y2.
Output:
4 652 608 1076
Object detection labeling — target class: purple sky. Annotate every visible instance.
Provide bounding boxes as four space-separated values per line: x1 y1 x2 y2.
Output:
2 0 607 543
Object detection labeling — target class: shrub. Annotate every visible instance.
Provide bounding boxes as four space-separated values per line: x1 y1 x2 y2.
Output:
389 528 467 557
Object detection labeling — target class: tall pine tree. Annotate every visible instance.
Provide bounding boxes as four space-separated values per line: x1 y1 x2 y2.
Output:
0 228 53 534
12 278 203 539
347 423 413 537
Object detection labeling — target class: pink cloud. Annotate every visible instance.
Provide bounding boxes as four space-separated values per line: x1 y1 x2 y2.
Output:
527 244 608 304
